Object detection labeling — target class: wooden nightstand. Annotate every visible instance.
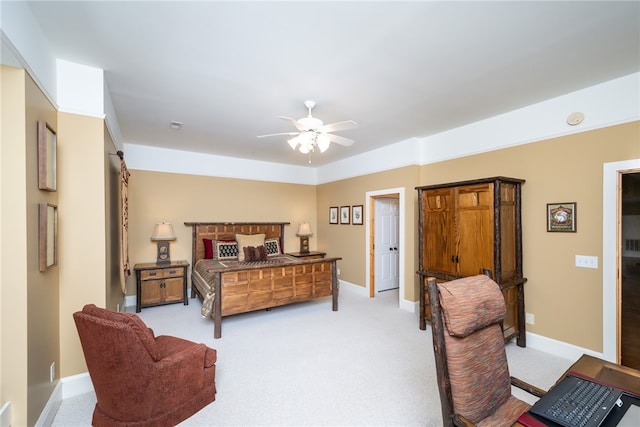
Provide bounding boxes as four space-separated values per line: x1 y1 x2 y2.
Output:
286 251 326 260
134 260 189 312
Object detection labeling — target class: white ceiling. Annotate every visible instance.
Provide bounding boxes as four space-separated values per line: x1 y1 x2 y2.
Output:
25 1 640 167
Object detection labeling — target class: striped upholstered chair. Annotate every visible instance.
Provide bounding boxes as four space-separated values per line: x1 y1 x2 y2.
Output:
426 273 545 427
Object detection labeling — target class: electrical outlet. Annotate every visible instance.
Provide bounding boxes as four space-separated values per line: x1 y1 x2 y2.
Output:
525 313 535 325
337 269 341 275
50 362 55 383
575 255 598 269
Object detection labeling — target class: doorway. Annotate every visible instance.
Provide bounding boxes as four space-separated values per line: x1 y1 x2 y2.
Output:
365 187 407 309
603 159 640 364
374 197 400 293
621 172 640 369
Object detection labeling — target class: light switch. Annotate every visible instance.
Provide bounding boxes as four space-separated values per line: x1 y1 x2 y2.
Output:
575 255 598 269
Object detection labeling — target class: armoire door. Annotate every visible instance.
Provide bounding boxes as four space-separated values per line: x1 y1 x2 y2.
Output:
422 188 455 276
456 183 494 277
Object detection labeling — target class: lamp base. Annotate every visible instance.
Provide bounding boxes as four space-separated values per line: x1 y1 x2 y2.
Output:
299 236 310 254
156 241 171 264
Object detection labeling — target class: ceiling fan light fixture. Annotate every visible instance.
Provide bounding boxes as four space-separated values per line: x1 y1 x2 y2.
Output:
257 100 357 160
317 134 331 153
299 142 311 154
287 136 300 150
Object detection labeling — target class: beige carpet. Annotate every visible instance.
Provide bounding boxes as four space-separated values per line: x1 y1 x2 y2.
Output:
52 285 573 426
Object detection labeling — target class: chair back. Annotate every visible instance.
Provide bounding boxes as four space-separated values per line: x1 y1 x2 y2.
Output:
427 274 511 426
73 305 161 419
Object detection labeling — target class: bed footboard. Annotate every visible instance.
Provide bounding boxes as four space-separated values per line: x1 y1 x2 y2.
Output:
210 258 339 338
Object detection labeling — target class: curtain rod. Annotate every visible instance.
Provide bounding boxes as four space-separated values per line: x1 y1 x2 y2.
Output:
108 151 124 160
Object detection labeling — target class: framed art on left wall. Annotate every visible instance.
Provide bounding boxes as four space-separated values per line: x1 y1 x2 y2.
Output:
39 203 58 271
38 120 57 191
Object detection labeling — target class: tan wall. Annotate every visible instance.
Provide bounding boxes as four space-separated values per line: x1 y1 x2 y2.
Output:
316 166 421 301
25 70 60 427
125 170 318 295
58 112 108 378
1 65 30 427
418 121 640 352
104 128 124 312
1 66 59 427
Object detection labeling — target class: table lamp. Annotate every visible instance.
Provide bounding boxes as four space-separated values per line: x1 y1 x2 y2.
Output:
151 223 176 264
297 222 313 254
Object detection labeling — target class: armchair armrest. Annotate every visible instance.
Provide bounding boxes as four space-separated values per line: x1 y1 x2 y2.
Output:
510 376 546 398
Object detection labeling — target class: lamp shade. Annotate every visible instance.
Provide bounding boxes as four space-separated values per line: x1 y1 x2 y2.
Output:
150 223 176 241
296 222 313 237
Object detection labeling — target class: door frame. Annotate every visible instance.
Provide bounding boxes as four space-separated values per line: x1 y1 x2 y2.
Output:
603 159 640 362
365 187 406 307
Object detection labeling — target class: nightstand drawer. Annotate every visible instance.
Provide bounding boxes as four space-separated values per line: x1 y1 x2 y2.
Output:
140 267 184 281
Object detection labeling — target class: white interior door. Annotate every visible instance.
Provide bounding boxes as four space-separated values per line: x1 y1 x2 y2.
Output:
375 198 399 292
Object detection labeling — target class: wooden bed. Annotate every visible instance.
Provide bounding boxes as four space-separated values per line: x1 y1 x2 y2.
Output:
184 222 341 338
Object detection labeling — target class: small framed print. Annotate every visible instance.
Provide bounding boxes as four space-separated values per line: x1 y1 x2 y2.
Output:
329 207 339 224
39 203 58 271
547 202 576 232
352 205 363 225
38 120 57 191
340 206 350 224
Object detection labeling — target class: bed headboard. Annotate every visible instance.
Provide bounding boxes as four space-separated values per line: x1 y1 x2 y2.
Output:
184 222 290 266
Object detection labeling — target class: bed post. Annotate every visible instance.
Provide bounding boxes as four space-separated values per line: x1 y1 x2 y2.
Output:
213 271 222 339
332 259 339 311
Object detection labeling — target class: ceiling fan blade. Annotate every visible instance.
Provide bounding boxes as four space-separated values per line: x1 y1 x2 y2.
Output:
325 133 354 147
256 132 300 139
278 116 305 131
319 120 358 133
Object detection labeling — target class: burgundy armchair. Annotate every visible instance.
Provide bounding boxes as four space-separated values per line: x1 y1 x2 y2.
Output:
73 304 216 427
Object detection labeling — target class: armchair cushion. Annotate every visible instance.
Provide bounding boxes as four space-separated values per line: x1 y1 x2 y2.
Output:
438 274 506 337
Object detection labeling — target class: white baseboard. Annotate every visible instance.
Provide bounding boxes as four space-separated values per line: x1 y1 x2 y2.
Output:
36 373 94 427
339 280 367 296
61 372 94 398
1 402 11 427
124 294 136 309
34 381 62 427
525 331 603 362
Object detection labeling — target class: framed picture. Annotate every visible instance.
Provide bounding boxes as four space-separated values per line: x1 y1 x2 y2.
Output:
38 120 57 191
39 203 58 271
547 202 576 232
352 205 363 225
329 206 339 224
340 206 350 224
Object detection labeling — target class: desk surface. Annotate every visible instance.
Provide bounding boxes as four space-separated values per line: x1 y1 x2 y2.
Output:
564 354 640 397
517 354 640 426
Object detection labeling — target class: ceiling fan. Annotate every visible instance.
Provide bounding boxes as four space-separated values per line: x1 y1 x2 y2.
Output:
257 100 358 156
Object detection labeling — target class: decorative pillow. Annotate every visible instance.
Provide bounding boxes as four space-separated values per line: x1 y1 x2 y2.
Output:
235 233 265 261
203 238 214 259
264 237 282 257
213 240 238 260
438 274 506 338
242 245 267 262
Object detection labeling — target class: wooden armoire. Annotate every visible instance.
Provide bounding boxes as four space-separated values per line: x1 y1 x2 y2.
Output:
416 176 526 347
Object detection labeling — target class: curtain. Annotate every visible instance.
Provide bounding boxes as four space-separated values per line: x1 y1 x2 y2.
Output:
119 155 131 294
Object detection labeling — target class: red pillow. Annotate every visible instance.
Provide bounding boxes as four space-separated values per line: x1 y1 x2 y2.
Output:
203 238 213 259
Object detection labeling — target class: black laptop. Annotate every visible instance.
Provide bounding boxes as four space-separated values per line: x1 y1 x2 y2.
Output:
528 375 624 427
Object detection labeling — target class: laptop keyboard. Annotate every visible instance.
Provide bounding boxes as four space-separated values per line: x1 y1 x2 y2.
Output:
531 376 622 427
